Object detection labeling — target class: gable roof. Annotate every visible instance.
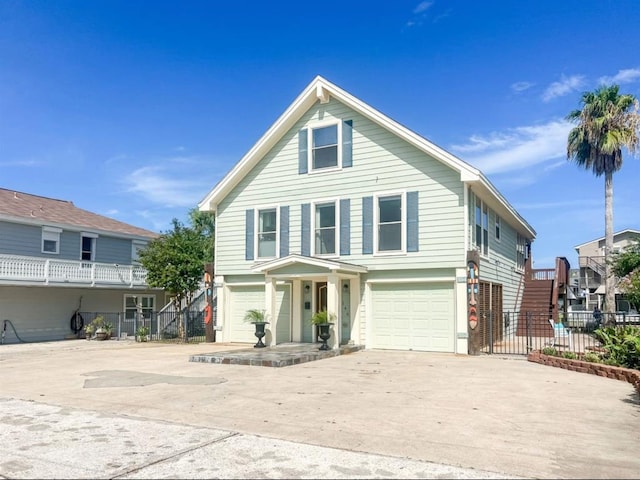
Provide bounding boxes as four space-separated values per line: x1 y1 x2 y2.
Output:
0 188 158 239
574 229 640 251
252 254 368 274
198 75 535 239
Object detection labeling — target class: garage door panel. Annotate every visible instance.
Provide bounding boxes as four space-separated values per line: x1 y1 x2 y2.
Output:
371 283 454 352
229 285 291 345
229 286 264 344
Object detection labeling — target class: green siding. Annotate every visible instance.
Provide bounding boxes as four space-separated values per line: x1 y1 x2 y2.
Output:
216 98 465 275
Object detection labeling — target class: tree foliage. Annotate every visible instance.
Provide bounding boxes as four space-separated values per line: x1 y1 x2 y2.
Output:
188 207 215 261
566 85 639 174
612 239 640 310
138 217 213 340
566 84 640 315
611 239 640 278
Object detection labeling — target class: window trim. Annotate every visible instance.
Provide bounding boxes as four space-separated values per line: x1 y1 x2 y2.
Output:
311 199 340 258
374 191 406 256
254 205 280 260
307 120 342 174
42 226 62 254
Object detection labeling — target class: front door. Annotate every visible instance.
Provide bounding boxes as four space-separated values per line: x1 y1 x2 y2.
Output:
315 282 327 343
316 282 328 313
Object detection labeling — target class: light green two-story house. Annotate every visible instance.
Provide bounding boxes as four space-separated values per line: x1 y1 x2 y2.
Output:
198 76 536 354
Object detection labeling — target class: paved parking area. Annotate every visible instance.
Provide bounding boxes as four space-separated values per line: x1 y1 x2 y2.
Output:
0 339 638 479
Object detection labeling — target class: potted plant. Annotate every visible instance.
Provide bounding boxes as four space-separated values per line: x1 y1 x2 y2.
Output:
244 309 269 348
136 325 150 342
103 322 114 340
311 309 336 351
84 323 95 340
91 316 109 341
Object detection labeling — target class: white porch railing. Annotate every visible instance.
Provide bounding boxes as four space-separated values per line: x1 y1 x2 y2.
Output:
0 254 149 287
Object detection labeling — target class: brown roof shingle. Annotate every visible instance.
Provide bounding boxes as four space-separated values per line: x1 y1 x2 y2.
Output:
0 188 158 239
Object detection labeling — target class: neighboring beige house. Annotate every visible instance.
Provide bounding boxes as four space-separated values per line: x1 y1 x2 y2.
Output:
0 188 162 343
571 228 640 310
198 76 536 354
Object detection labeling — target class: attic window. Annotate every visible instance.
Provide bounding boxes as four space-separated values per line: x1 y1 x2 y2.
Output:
312 124 339 170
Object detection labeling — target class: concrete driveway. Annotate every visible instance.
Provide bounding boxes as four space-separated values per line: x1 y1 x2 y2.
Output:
0 340 638 479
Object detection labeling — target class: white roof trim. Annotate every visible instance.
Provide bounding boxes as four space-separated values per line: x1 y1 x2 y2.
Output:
197 75 533 238
251 254 368 274
574 229 640 251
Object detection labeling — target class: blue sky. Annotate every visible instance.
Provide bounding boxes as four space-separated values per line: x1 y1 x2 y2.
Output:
2 0 640 269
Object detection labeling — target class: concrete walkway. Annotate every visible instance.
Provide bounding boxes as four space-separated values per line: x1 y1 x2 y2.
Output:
189 342 364 367
0 339 638 479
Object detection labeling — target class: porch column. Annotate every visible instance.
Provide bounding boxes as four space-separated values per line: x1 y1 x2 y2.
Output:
265 276 277 346
455 267 469 355
292 279 302 342
350 277 361 345
327 273 340 350
217 275 228 343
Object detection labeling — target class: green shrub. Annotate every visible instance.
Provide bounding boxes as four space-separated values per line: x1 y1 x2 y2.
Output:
583 352 602 363
562 351 578 360
542 347 558 356
593 326 640 370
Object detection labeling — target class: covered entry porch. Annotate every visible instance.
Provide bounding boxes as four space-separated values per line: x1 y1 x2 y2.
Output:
252 255 367 350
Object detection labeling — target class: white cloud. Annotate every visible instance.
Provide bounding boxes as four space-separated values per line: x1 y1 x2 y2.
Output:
123 165 212 208
450 119 572 175
542 75 585 102
511 81 534 93
120 151 226 209
599 68 640 85
515 199 601 210
0 159 41 167
413 1 433 14
405 1 437 28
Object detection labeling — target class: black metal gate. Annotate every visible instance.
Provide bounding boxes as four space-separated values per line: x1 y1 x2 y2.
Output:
478 310 603 355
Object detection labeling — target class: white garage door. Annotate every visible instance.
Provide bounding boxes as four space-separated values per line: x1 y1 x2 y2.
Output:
228 285 291 344
371 283 454 352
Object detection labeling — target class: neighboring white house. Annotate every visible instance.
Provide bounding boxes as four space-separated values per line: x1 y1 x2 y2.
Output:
571 228 640 310
0 188 162 343
198 76 536 354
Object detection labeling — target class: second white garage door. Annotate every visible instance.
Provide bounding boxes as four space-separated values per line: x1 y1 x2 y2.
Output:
370 282 454 352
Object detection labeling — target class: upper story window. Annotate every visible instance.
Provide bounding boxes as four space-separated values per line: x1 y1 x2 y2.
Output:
81 232 98 261
313 201 337 256
516 233 526 272
299 120 352 175
257 207 278 259
376 193 404 253
474 199 489 256
132 240 146 265
42 226 61 254
495 216 501 242
312 125 339 170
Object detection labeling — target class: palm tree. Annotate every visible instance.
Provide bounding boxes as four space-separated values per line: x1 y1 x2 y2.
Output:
566 85 640 322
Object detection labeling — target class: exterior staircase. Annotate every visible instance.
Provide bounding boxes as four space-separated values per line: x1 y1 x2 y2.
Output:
516 257 570 337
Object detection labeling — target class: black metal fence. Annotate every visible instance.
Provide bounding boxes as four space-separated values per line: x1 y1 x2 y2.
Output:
79 308 208 343
478 310 640 356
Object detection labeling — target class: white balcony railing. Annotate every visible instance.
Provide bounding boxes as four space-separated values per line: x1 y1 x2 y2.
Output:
0 254 149 287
